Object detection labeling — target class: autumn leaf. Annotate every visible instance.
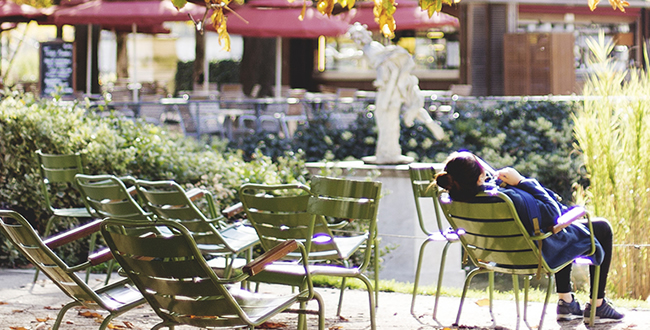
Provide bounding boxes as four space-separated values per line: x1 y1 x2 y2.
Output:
419 0 455 17
317 0 336 16
475 298 490 307
373 0 397 38
78 310 102 318
608 0 629 11
208 0 234 51
0 302 8 305
9 327 29 330
257 321 287 328
123 321 135 328
35 317 52 322
171 0 187 10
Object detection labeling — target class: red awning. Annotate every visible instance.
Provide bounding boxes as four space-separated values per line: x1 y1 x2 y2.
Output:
0 0 46 22
225 0 350 38
51 0 206 26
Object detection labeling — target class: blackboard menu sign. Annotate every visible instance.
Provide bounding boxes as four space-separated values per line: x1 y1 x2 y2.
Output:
40 41 75 97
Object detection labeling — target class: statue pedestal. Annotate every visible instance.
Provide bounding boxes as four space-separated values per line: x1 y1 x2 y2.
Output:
305 161 465 289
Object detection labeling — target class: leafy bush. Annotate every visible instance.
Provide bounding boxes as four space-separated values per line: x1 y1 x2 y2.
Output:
238 99 582 202
0 91 306 266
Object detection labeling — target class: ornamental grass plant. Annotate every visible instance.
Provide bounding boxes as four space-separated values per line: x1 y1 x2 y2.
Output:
573 32 650 300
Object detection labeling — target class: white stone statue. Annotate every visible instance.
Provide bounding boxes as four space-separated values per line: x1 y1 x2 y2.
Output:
345 22 445 164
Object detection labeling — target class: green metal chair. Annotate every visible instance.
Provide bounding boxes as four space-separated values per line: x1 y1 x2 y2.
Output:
101 217 324 330
35 150 97 283
0 210 145 330
134 179 260 277
75 174 151 221
408 163 461 319
438 189 600 329
75 174 153 284
239 175 382 330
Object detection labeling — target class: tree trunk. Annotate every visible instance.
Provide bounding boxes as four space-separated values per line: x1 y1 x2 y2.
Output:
193 30 205 90
115 31 129 80
240 37 275 97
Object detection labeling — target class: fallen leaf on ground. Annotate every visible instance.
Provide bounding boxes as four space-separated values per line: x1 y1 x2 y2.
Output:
123 321 135 328
329 326 343 330
79 310 102 318
9 327 29 330
338 315 349 322
108 323 125 329
12 309 25 313
44 305 59 310
66 321 74 324
35 316 52 322
475 298 490 307
0 301 8 305
257 321 287 329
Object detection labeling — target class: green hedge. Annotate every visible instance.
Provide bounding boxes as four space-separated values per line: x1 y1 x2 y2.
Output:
0 92 306 266
236 99 582 202
0 91 582 266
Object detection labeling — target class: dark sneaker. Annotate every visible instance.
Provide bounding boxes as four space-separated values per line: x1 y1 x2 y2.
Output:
583 299 624 323
557 295 583 321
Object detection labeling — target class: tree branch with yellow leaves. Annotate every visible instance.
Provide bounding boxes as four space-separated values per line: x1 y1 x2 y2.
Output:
167 0 629 52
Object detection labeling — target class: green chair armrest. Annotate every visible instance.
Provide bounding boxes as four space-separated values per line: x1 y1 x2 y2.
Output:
552 206 586 234
44 219 103 249
88 247 114 266
242 240 298 276
222 202 244 219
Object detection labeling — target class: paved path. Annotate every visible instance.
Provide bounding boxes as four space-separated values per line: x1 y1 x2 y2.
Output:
0 268 646 329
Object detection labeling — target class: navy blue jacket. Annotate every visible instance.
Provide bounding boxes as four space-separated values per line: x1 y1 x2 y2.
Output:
482 179 604 269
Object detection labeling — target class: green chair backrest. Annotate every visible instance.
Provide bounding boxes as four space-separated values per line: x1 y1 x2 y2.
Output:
240 183 344 260
75 174 150 220
134 180 227 247
100 218 251 328
438 190 556 274
36 150 85 213
307 176 382 271
0 210 103 305
409 164 445 235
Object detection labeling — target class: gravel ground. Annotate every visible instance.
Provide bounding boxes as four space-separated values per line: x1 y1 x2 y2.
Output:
0 268 646 330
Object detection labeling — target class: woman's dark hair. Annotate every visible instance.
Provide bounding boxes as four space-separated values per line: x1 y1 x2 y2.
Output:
433 151 483 202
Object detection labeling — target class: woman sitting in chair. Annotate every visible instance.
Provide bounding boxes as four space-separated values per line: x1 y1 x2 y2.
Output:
433 151 624 323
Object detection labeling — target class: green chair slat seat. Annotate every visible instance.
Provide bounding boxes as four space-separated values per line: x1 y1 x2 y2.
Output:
0 210 146 330
101 218 324 330
134 179 259 277
408 163 462 319
240 175 382 330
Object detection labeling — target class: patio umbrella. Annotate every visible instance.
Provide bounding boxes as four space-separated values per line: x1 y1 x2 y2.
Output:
50 0 207 98
343 0 459 31
0 0 46 22
222 0 350 97
51 0 206 26
227 0 350 38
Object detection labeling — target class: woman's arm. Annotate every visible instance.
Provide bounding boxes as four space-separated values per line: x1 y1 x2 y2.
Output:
497 167 562 222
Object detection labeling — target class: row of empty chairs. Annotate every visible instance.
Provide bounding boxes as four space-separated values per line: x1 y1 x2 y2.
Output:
6 149 382 329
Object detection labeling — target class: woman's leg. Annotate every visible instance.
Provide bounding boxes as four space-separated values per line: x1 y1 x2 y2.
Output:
589 218 613 299
555 263 573 294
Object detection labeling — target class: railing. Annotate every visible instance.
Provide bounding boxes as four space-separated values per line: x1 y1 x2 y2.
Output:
84 92 591 141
